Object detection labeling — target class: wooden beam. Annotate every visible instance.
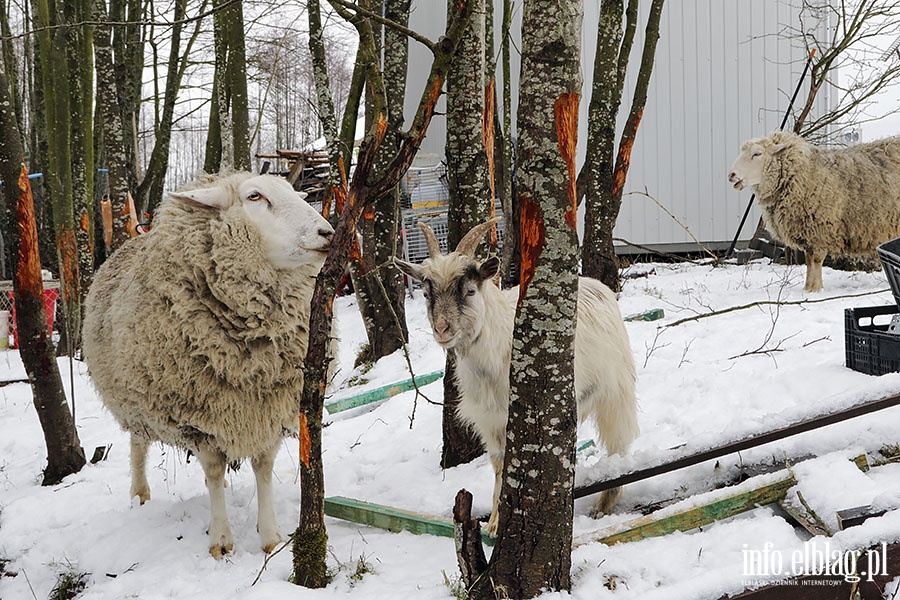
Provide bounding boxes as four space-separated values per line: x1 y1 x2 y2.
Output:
575 392 900 499
325 370 444 414
325 496 494 546
623 307 665 322
576 473 797 547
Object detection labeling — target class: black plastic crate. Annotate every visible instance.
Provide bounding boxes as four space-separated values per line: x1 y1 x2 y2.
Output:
877 237 900 307
845 304 900 375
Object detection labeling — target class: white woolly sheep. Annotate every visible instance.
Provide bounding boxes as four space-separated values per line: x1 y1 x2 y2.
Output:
82 172 334 558
728 130 900 292
395 219 639 536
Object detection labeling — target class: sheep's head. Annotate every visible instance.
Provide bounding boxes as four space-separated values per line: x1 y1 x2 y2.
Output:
168 174 334 270
395 218 501 351
728 132 794 192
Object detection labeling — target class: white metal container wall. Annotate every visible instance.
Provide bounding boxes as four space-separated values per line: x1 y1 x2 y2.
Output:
402 1 831 251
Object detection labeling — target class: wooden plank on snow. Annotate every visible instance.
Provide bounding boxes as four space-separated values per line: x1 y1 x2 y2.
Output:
325 496 495 546
577 473 797 547
325 370 444 414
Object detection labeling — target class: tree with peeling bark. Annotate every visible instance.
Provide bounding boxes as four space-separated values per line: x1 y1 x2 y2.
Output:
204 0 251 174
470 0 583 596
291 0 473 587
441 0 492 468
32 0 96 352
579 0 665 292
351 0 410 367
0 60 86 486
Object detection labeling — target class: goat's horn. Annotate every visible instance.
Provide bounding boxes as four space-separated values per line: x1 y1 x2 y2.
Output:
455 217 502 257
417 222 442 258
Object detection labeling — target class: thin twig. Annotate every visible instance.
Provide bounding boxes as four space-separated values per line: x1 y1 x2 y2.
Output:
625 189 719 263
663 288 890 329
326 0 436 52
251 533 295 586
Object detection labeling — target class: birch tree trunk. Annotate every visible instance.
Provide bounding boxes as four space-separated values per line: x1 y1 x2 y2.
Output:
471 0 582 595
580 0 665 292
0 62 85 486
441 0 489 468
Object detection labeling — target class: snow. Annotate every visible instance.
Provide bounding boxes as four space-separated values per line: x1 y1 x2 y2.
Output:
4 258 900 598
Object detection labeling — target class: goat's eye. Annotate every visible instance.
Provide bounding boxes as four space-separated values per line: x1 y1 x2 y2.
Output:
466 288 476 297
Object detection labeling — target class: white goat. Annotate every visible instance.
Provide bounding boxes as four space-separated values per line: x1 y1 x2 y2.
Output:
83 173 334 557
395 219 639 535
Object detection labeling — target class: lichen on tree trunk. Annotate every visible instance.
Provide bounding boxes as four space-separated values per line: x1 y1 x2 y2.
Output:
470 2 583 597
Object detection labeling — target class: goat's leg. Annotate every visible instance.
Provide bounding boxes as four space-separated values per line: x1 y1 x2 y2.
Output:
251 444 283 553
804 248 826 292
130 434 151 505
197 445 233 558
590 408 637 519
487 452 504 537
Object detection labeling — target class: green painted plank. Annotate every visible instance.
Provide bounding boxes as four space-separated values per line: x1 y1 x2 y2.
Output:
325 370 444 414
623 307 665 322
580 473 796 547
325 496 494 546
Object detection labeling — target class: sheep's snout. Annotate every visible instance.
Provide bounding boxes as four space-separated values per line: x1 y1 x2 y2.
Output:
728 171 744 190
312 226 334 252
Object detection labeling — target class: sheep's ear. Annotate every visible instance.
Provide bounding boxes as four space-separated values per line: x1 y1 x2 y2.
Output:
478 256 501 281
168 187 231 210
771 143 789 155
393 257 424 282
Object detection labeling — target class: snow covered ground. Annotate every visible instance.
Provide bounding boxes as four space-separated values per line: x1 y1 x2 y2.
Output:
4 258 900 599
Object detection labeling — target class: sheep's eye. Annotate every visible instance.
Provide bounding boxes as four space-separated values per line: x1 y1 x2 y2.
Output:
247 191 263 202
751 151 762 158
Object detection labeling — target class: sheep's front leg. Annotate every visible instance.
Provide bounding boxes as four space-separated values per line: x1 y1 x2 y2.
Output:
804 248 826 292
197 445 234 558
130 434 151 505
251 444 283 553
487 452 504 537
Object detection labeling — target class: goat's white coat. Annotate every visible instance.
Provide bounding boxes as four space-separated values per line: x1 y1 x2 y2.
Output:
397 246 638 535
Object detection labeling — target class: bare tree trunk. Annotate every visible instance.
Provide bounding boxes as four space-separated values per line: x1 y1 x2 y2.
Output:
0 62 85 486
471 0 582 596
580 0 665 292
204 0 250 174
291 0 474 587
32 0 95 353
498 0 518 287
441 0 490 468
138 0 205 216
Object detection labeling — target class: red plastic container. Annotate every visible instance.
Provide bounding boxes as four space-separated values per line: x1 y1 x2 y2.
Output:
7 288 59 348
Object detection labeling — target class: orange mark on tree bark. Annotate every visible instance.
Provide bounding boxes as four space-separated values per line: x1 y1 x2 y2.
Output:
518 196 545 304
483 78 498 247
299 413 311 469
14 163 44 301
612 109 643 198
554 92 580 231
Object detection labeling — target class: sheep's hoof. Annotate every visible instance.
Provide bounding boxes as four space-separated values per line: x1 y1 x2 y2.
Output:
131 489 150 506
209 543 234 559
261 540 281 554
259 530 283 554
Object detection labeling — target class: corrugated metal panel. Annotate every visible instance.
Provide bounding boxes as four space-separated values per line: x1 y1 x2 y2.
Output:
403 0 831 251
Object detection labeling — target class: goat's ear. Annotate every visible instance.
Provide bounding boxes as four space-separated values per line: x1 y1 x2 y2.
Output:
168 187 231 210
478 256 501 281
393 257 424 282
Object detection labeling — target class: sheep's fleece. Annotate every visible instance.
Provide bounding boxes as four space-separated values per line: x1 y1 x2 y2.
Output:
728 130 900 291
82 172 331 555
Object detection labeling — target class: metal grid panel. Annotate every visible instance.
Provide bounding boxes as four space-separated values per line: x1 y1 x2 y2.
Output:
402 163 450 210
